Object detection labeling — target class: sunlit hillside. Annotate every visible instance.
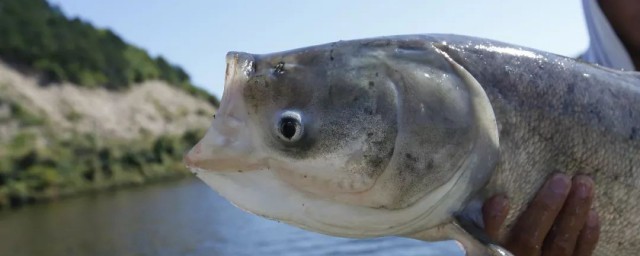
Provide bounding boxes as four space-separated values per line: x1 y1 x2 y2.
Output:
0 0 217 208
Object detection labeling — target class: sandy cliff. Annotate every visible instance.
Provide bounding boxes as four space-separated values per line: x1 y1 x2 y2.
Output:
0 61 215 142
0 61 217 207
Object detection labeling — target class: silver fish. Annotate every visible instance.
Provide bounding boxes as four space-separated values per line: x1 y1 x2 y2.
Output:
184 34 640 256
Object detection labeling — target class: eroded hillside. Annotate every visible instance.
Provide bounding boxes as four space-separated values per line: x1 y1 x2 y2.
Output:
0 62 216 208
0 62 215 140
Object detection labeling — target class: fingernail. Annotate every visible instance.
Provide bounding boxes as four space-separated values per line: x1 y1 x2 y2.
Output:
586 210 599 227
549 174 570 194
494 194 508 208
486 195 509 218
494 196 509 217
573 176 594 199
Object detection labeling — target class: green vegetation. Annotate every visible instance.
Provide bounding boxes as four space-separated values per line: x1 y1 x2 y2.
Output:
0 83 205 209
0 0 218 209
0 87 204 209
0 94 46 127
9 101 46 126
0 0 219 106
0 129 204 208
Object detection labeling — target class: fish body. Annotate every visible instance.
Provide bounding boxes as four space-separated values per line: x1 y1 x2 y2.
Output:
184 34 640 255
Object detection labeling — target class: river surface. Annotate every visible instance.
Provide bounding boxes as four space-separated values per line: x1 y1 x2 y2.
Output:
0 178 463 256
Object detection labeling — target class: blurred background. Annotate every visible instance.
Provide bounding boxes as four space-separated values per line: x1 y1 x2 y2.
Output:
0 0 588 255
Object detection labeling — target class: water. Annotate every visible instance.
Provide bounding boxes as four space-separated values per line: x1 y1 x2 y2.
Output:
0 178 463 256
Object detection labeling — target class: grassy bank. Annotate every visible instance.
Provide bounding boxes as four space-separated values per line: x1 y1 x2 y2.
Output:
0 128 203 209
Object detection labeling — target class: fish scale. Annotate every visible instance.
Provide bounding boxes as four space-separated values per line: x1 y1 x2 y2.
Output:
438 37 640 255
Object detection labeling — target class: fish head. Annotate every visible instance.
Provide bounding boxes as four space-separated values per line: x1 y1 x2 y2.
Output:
184 36 499 238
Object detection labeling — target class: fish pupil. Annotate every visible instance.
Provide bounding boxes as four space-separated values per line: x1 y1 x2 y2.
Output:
280 118 298 140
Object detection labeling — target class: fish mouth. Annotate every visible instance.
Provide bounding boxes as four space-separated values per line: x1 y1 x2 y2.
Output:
183 51 263 173
183 119 265 173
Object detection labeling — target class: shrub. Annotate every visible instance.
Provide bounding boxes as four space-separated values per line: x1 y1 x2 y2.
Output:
0 127 203 208
9 102 45 126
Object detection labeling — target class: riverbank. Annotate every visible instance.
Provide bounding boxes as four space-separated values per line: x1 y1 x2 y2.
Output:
0 128 204 209
3 170 191 209
0 0 217 211
0 60 215 210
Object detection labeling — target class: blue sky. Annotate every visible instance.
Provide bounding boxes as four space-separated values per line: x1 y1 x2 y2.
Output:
48 0 589 99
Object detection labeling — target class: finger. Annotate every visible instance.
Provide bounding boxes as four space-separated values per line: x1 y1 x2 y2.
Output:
542 175 595 255
572 209 600 256
504 173 572 256
482 194 510 241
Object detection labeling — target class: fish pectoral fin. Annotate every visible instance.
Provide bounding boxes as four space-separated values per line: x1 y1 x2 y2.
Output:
449 219 513 256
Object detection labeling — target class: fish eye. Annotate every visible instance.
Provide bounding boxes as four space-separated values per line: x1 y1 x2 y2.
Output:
276 111 303 142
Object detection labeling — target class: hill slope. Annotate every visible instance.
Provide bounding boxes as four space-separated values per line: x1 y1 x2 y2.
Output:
0 62 216 208
0 62 214 140
0 0 218 105
0 0 219 208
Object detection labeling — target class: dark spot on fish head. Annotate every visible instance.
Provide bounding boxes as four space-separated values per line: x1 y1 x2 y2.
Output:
274 62 286 75
630 127 639 140
404 153 418 162
426 158 434 170
364 107 374 115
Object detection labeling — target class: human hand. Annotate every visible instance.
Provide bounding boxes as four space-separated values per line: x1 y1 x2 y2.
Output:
482 173 600 256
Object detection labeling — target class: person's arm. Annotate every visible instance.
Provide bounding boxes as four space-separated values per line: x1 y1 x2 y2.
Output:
598 0 640 70
581 0 640 71
482 174 601 256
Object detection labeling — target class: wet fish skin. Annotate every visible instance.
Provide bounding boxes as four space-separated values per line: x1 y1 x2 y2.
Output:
185 34 640 256
437 35 640 255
